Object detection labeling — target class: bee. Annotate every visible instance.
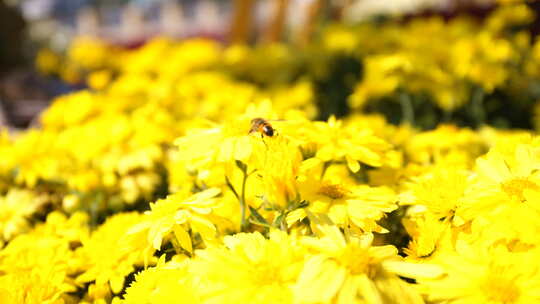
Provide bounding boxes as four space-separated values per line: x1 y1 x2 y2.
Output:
249 117 276 137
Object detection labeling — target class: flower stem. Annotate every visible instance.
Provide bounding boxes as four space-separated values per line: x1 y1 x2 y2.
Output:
471 86 485 128
399 92 415 126
225 175 239 200
227 162 250 232
240 168 248 231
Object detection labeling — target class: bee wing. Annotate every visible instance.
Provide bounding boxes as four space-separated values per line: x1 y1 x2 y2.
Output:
248 124 259 134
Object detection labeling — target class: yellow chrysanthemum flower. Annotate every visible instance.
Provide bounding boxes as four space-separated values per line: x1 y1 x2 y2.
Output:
405 125 485 166
127 188 224 255
295 225 441 304
401 167 470 221
286 158 397 234
122 257 199 304
190 230 306 304
0 267 72 304
75 212 152 298
0 189 45 243
174 118 257 172
0 212 88 302
349 54 409 110
67 37 115 71
289 174 397 234
457 143 540 223
35 48 61 75
322 25 359 54
281 116 398 172
416 243 540 304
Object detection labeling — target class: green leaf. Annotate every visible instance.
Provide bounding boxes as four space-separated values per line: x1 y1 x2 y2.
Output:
273 213 285 228
235 160 248 173
248 206 270 227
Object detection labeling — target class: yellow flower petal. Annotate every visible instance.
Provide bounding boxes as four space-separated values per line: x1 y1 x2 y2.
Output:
173 225 192 253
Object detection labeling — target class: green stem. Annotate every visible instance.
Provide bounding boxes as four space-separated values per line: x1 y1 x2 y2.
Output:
442 108 452 123
225 175 239 200
280 213 287 231
471 87 485 128
399 93 415 126
225 172 248 231
240 169 248 231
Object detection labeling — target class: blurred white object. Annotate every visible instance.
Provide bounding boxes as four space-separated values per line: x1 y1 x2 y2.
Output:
21 0 54 20
195 0 223 34
160 1 184 37
120 4 148 42
76 7 100 37
344 0 494 21
345 0 444 21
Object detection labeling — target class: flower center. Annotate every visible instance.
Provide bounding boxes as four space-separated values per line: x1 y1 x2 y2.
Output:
500 178 539 202
483 272 520 303
340 245 378 277
252 264 282 286
317 183 348 200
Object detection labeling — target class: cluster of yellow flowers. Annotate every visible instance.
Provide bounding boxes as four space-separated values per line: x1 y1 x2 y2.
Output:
2 2 540 303
5 107 540 303
37 4 540 125
346 4 536 111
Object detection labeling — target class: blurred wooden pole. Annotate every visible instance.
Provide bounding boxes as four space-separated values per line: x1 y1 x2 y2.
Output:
0 101 6 128
261 0 289 44
229 0 255 44
297 0 322 47
335 0 352 21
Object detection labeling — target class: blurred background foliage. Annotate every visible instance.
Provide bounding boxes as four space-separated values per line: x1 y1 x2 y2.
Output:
7 0 538 131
